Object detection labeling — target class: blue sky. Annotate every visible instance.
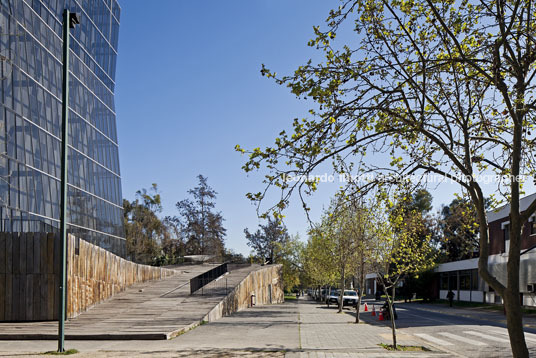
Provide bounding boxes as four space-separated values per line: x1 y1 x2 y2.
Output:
114 0 461 255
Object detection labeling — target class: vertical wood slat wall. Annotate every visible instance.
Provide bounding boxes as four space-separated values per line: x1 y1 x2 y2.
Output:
0 233 176 321
0 233 58 321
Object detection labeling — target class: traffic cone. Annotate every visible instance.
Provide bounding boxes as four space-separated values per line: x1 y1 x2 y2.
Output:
378 311 384 321
364 303 368 312
371 305 376 316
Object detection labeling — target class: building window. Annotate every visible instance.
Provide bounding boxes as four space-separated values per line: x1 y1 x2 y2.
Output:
440 273 449 290
503 223 510 253
449 272 458 290
471 269 479 290
460 270 471 290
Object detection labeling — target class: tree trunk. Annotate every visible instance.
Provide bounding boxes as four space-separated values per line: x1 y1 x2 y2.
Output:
356 252 365 323
388 286 397 349
470 186 529 357
356 293 362 323
338 266 345 313
505 215 529 358
504 186 529 358
504 289 528 358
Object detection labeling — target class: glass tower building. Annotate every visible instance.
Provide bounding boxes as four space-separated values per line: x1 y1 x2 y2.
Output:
0 0 125 256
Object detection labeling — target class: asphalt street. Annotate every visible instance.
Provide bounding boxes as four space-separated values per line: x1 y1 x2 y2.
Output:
354 300 536 357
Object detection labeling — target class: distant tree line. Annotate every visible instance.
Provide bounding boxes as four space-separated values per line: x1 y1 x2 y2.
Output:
244 217 304 292
123 175 247 266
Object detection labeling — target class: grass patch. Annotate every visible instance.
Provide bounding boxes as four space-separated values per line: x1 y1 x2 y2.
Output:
43 349 79 355
284 295 297 300
199 320 208 325
379 343 430 351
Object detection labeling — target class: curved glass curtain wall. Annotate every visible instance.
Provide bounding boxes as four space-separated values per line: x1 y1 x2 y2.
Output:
0 0 125 256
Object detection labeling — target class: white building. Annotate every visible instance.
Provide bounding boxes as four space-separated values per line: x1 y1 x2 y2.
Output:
436 193 536 307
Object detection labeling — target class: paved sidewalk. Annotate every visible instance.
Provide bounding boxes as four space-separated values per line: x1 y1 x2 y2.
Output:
0 264 258 340
293 298 448 358
0 298 450 357
0 301 299 357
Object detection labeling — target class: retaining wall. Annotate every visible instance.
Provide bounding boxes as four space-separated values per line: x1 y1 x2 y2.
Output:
66 234 176 318
204 264 284 322
0 233 176 321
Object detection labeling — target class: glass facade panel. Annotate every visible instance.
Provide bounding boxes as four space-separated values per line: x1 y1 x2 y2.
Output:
0 0 124 256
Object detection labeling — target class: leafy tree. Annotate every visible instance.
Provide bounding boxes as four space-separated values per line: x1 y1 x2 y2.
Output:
315 197 361 312
326 193 374 322
160 216 186 264
274 234 305 292
244 217 290 264
245 219 303 292
237 1 536 354
438 196 483 262
123 184 166 264
344 200 373 323
371 192 436 349
393 189 438 255
303 226 336 290
409 269 437 302
406 189 433 215
174 175 226 257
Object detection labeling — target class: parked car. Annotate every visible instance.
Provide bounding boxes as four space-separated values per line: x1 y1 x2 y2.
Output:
325 289 340 307
326 290 359 308
342 290 359 307
319 288 329 302
314 288 324 301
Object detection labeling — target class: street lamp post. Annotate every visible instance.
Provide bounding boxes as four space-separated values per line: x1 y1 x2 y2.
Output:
58 8 79 353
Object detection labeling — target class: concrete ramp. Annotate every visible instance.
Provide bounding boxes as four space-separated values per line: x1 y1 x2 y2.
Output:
0 264 280 340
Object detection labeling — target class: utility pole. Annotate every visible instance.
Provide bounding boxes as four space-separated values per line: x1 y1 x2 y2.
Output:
58 8 79 353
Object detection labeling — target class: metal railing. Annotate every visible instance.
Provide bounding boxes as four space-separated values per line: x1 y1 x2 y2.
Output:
190 263 228 294
191 276 229 296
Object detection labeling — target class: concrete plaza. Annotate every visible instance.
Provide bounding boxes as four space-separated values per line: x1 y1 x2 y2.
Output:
1 297 536 357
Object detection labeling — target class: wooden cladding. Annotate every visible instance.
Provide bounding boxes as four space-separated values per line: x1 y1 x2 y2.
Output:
0 233 59 321
0 233 176 321
66 234 176 318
